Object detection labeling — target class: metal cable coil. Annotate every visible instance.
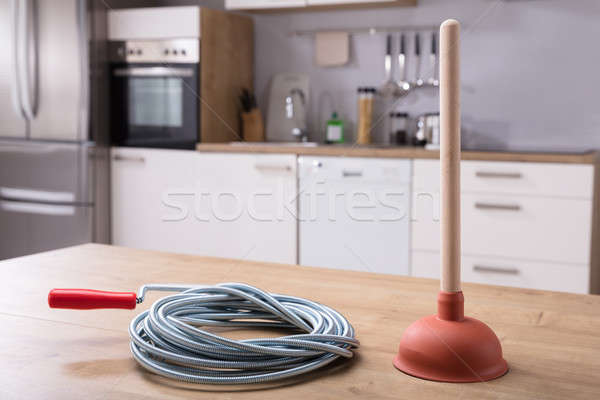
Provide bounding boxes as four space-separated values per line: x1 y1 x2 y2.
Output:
129 282 360 385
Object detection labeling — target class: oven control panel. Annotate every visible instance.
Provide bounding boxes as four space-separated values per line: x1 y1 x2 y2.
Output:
109 39 199 63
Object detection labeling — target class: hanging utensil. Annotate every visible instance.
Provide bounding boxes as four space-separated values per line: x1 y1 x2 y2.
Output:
414 32 424 87
379 34 400 97
395 33 411 97
427 32 439 87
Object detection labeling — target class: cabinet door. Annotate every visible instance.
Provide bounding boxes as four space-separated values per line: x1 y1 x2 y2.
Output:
225 0 306 10
194 153 297 264
299 156 410 275
111 148 199 254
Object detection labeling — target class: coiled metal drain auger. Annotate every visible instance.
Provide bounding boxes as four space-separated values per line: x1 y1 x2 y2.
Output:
49 282 360 385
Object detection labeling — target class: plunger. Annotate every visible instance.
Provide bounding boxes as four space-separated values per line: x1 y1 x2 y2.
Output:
393 19 508 382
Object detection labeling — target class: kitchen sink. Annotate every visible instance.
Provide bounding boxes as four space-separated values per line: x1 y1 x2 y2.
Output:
229 141 319 147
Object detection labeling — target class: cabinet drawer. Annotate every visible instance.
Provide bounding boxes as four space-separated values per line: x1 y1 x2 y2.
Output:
462 161 593 198
412 193 592 264
462 194 591 264
413 159 594 198
411 251 589 294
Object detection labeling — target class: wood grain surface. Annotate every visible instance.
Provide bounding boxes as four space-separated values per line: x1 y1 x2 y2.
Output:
195 143 600 164
1 244 599 399
200 9 253 143
439 19 462 292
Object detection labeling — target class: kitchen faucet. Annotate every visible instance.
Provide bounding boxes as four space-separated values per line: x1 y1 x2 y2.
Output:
285 88 308 142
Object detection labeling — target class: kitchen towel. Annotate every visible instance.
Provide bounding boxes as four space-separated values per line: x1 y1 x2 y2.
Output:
315 31 350 67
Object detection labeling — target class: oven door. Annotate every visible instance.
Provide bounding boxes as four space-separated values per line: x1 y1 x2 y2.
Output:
110 64 199 149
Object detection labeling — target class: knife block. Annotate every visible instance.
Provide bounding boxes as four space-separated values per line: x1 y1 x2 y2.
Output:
242 108 265 142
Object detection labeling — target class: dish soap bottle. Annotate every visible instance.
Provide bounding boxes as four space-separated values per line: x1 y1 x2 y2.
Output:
326 112 344 144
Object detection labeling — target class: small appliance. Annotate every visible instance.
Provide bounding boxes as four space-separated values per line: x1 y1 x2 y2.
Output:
266 73 310 142
109 39 199 149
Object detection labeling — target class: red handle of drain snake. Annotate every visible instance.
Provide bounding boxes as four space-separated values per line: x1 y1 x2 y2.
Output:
48 289 137 310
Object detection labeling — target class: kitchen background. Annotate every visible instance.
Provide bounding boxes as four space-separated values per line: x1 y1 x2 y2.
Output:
114 0 600 150
2 0 599 297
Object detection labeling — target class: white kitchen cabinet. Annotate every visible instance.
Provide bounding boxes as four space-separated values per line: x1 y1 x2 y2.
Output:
111 147 199 254
307 0 394 4
225 0 413 10
298 156 411 274
111 149 297 264
225 0 306 10
194 153 297 264
411 159 595 293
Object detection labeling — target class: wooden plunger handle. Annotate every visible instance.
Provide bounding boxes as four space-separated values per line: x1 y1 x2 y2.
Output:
440 19 461 292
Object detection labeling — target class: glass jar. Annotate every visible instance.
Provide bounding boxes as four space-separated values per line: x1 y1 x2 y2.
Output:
389 112 409 145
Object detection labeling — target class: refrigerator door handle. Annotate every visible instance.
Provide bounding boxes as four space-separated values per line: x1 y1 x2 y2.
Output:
76 0 89 141
10 0 25 118
0 187 76 203
18 0 37 121
0 199 76 216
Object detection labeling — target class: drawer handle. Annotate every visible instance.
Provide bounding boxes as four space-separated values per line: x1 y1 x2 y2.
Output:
475 202 521 211
475 171 522 179
473 265 519 275
113 154 145 163
254 164 292 172
342 170 363 178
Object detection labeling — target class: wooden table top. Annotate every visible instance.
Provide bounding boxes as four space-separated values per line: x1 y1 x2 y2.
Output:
2 244 599 399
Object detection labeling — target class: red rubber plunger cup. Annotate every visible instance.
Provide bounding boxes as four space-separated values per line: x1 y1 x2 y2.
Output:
393 19 508 382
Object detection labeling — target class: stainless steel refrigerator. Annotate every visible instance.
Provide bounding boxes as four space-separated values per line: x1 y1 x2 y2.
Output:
0 0 109 260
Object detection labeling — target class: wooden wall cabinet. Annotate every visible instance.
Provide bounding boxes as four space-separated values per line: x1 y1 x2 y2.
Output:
199 9 254 143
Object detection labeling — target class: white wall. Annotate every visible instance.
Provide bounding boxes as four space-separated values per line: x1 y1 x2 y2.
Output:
254 0 600 151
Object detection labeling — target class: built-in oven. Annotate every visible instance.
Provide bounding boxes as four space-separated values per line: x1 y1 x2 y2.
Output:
109 39 199 149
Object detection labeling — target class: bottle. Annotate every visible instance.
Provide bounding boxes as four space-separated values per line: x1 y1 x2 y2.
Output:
326 112 344 143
